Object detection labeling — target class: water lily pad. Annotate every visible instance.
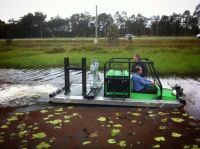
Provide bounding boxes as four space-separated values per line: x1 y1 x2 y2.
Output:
153 144 160 148
68 106 74 109
97 117 107 122
148 111 153 114
113 124 122 128
7 116 18 122
82 141 91 145
161 119 167 122
172 132 182 138
183 145 190 149
43 117 49 121
47 115 54 118
171 112 180 114
196 138 200 142
89 131 99 138
108 121 113 124
132 113 141 116
0 139 4 143
158 112 169 116
32 132 47 139
64 120 71 123
33 127 39 130
47 119 62 125
148 114 157 117
189 116 195 119
115 112 121 117
154 136 165 142
36 142 51 149
119 141 126 147
171 118 184 123
17 123 26 129
18 130 27 137
131 120 137 123
40 110 48 113
72 113 79 116
107 139 116 144
159 126 166 130
15 112 25 116
55 108 63 112
111 129 120 137
1 125 8 129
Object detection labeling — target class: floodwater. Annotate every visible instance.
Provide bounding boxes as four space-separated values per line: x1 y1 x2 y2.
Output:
0 68 200 118
0 69 200 148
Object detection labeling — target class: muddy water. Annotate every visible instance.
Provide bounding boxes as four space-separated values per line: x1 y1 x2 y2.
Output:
0 69 200 119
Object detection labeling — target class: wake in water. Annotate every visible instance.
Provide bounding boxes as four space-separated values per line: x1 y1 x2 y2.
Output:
0 84 57 107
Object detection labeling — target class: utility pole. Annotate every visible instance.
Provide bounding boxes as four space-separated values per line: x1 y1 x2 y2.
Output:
94 5 98 45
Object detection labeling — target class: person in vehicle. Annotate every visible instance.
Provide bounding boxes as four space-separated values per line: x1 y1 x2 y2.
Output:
132 54 148 77
132 66 157 93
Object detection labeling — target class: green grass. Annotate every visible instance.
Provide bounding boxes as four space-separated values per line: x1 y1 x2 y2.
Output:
0 37 200 76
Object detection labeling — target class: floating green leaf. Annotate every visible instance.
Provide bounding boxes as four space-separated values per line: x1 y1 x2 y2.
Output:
1 125 8 129
32 132 47 139
148 111 153 114
40 110 48 113
153 144 160 148
108 121 113 124
172 132 182 138
36 142 51 149
131 120 137 123
47 115 53 118
113 124 122 128
55 108 63 112
154 136 165 142
182 113 188 117
183 145 190 149
15 112 25 116
189 116 195 119
132 113 141 116
33 127 39 130
171 118 184 123
171 112 180 114
159 126 166 130
7 116 18 122
43 117 49 121
158 112 169 116
97 117 107 122
17 123 26 129
18 130 27 137
119 141 126 147
111 129 120 137
68 106 74 109
90 131 99 138
64 120 70 123
82 141 91 145
148 114 157 117
196 138 200 142
115 112 121 117
161 119 167 123
47 119 62 125
0 139 4 143
107 139 116 144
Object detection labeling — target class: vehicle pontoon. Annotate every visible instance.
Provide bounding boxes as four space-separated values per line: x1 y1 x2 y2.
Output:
49 57 185 108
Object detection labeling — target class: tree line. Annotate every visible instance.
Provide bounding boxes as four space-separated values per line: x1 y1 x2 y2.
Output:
0 3 200 39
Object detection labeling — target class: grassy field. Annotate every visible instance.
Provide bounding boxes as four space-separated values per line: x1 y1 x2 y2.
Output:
0 37 200 76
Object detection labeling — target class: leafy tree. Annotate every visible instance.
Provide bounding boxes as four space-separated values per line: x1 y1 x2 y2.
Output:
107 24 119 46
98 13 113 37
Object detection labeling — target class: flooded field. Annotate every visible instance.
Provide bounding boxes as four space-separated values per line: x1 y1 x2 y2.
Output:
0 69 200 148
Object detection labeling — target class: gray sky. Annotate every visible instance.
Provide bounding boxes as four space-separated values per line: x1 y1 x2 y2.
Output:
0 0 199 22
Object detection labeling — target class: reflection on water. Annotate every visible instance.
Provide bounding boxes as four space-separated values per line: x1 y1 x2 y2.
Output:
0 69 199 119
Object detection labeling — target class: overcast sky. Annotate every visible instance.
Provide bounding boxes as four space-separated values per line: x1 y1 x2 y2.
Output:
0 0 199 22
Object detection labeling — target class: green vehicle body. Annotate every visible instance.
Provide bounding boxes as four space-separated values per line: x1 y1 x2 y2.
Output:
105 69 177 102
